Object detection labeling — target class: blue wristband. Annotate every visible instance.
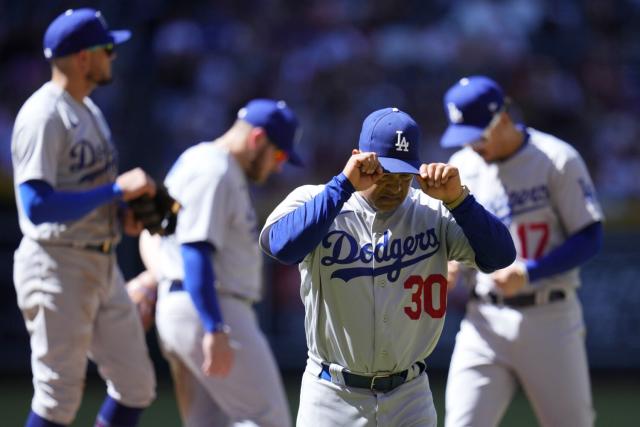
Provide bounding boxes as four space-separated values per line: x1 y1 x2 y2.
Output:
112 182 123 198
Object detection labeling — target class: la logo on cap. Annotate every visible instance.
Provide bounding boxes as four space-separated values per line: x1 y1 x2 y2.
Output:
395 131 410 152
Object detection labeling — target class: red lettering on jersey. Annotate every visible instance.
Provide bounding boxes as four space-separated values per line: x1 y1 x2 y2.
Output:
404 274 447 320
517 222 549 259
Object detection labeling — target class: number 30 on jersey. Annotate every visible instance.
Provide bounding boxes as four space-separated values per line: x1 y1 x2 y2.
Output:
404 274 447 320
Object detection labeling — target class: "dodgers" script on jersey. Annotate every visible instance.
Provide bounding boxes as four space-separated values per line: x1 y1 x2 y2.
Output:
321 228 440 283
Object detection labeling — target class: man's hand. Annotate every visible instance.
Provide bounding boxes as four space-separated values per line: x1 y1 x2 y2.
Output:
116 168 156 201
416 163 463 203
342 150 384 191
202 330 234 377
492 263 528 297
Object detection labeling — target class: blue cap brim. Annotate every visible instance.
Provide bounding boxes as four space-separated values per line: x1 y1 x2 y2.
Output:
440 124 484 148
379 157 421 174
110 30 131 45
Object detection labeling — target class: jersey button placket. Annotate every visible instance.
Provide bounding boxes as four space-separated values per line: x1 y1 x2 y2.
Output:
372 229 386 289
372 228 385 368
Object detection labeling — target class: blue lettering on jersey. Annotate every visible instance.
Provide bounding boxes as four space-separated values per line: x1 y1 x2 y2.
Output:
492 184 551 222
488 195 511 223
578 177 595 201
70 140 95 171
320 228 440 283
70 139 117 182
509 184 550 216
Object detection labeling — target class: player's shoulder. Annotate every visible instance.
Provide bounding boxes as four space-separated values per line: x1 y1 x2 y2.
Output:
177 142 231 175
285 183 327 203
165 142 231 191
447 147 485 183
263 183 326 227
275 183 326 211
15 82 65 125
448 146 484 167
528 127 584 167
180 141 222 159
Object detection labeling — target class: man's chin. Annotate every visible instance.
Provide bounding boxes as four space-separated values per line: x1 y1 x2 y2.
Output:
96 76 113 86
88 76 113 86
374 198 403 212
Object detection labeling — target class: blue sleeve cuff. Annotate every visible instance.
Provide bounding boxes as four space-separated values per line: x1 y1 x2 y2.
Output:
335 172 356 195
112 182 123 199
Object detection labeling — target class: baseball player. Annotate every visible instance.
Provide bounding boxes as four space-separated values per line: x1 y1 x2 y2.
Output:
11 9 157 427
138 99 301 427
440 76 604 427
260 107 516 427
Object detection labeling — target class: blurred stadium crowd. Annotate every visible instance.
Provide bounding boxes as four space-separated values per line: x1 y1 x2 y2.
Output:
1 0 640 375
1 0 640 213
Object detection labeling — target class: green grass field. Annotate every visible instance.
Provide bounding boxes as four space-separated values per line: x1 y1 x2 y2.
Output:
1 371 637 426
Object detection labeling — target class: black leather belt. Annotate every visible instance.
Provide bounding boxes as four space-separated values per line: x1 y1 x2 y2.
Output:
471 288 566 308
320 360 427 393
41 240 115 254
84 240 115 254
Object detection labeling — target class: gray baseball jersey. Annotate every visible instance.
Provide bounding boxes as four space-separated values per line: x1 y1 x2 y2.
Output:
11 82 119 243
449 128 604 295
445 128 603 427
11 81 155 424
154 141 290 427
261 185 477 374
164 142 263 300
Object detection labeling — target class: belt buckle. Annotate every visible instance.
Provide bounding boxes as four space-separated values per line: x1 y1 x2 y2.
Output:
101 240 112 253
370 374 391 391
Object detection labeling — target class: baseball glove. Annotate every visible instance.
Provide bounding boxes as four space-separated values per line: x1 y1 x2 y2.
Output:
128 184 180 236
126 270 158 332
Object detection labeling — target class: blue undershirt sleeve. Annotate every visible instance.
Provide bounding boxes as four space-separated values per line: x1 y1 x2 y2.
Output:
19 179 122 225
526 221 603 282
266 173 355 265
180 242 224 332
449 195 516 273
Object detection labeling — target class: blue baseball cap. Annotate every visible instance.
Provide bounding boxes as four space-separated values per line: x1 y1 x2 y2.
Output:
238 99 303 166
440 76 505 148
43 8 131 59
358 107 421 174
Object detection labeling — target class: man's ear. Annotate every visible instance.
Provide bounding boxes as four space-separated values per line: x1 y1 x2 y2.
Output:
248 127 268 150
